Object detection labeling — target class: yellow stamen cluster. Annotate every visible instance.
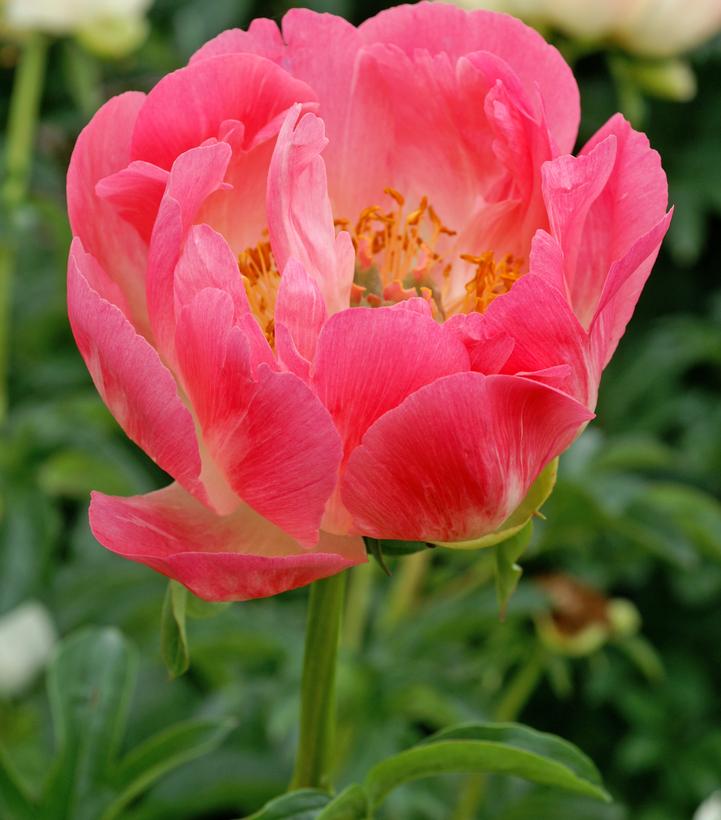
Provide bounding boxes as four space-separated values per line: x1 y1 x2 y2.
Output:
238 239 280 345
344 188 456 308
236 190 524 341
459 251 523 313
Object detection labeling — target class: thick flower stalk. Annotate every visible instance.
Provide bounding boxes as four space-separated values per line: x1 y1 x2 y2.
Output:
67 2 670 602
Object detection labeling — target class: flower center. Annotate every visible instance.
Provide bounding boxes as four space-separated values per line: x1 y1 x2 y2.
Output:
237 190 523 340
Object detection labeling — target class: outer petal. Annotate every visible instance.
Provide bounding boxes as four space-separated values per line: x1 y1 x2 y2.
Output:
175 288 342 546
267 107 354 313
68 241 207 505
342 372 592 542
67 92 150 333
90 484 366 602
190 18 286 64
358 2 580 154
312 307 470 460
541 134 617 312
573 114 668 325
130 53 316 170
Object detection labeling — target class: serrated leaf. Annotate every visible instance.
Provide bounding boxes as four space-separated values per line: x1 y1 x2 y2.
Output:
160 580 189 678
495 521 533 618
244 789 332 819
364 720 610 809
103 718 235 820
434 460 557 550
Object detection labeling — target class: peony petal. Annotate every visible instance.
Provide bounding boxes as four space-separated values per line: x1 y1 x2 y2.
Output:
483 267 597 409
275 258 327 380
68 241 207 505
590 211 673 371
215 365 343 547
312 306 470 461
67 92 150 333
190 18 285 65
359 2 580 154
267 107 354 313
95 160 169 245
90 483 366 602
130 53 316 170
573 114 668 324
146 141 232 361
342 372 592 542
542 135 617 320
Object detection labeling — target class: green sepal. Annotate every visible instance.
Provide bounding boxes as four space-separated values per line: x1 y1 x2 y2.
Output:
160 580 190 678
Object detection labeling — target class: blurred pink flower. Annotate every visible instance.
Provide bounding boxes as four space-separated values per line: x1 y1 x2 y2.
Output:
67 2 670 601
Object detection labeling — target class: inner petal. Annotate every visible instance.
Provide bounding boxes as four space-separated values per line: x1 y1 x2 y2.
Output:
236 187 524 338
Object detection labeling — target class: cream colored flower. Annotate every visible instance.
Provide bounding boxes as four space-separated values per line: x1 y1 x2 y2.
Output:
4 0 153 57
454 0 721 56
0 602 56 696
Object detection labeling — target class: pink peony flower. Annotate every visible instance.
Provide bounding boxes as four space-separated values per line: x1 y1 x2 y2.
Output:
67 2 670 601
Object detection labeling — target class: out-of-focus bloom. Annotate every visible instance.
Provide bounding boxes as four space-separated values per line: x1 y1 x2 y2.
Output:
535 574 640 657
457 0 721 57
67 3 670 601
695 792 721 820
4 0 152 57
0 602 56 697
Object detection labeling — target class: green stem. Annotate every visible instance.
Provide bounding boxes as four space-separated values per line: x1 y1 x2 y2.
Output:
343 562 375 653
3 35 48 208
1 34 48 425
290 571 347 791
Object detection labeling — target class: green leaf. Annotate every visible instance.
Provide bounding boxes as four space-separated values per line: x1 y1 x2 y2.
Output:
160 580 190 678
364 721 610 809
434 459 557 550
495 521 533 618
316 784 368 819
244 789 332 819
0 747 36 820
103 718 235 820
41 628 138 820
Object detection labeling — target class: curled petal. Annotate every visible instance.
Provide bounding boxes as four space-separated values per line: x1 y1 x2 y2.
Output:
268 106 354 313
68 241 207 505
90 484 366 602
67 92 150 333
342 372 593 543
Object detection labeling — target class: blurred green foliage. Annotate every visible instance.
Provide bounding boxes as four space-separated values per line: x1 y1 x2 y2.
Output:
1 2 720 819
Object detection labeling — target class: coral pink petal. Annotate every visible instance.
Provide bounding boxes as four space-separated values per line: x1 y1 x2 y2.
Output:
312 307 470 461
68 242 207 505
590 211 673 371
130 54 316 170
542 135 617 318
95 160 169 245
67 92 150 333
275 258 327 379
190 18 285 64
574 114 668 324
359 2 580 154
90 484 366 602
267 107 354 313
483 264 597 408
217 365 343 547
147 142 231 361
342 372 592 542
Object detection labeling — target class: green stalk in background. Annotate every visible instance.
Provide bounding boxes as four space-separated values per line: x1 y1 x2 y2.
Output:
290 571 347 791
1 33 49 424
